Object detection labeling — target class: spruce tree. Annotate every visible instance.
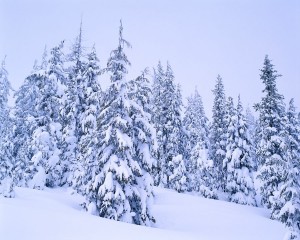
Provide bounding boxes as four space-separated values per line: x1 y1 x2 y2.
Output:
183 88 210 192
128 69 157 225
224 96 256 205
76 46 102 193
13 50 49 187
245 106 258 171
271 99 300 239
210 75 227 191
160 63 187 191
255 55 288 208
61 22 86 186
25 42 64 189
0 58 15 197
83 22 154 225
151 61 164 186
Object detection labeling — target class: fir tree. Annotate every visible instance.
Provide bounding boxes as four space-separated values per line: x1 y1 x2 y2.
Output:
25 42 64 189
245 106 258 171
128 69 157 225
0 58 15 197
254 55 288 208
61 21 86 186
76 46 102 193
210 75 227 191
224 96 256 206
271 99 300 239
83 22 154 225
13 50 48 187
183 88 210 192
159 63 187 191
151 61 164 186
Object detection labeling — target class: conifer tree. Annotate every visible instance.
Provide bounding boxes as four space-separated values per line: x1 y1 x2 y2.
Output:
224 96 256 205
159 63 187 190
151 61 164 186
271 99 300 239
255 55 288 208
76 46 102 193
190 141 218 198
13 49 48 186
128 69 157 225
25 42 64 189
61 22 86 186
210 75 227 191
245 106 258 171
83 22 154 225
0 58 15 197
183 88 210 192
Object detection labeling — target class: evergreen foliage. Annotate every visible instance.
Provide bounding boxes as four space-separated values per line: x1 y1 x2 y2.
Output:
210 75 227 191
224 96 256 205
0 58 15 197
183 88 210 192
255 55 288 208
24 42 64 189
83 22 155 225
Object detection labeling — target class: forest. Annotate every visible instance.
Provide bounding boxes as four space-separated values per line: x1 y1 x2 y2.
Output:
0 22 299 239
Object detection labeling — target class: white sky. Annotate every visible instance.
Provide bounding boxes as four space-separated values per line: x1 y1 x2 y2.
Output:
1 0 299 118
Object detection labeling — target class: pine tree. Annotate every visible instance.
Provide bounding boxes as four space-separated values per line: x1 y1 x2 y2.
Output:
0 58 15 197
254 55 288 208
128 69 157 225
25 42 64 189
224 96 256 205
151 61 165 186
190 142 218 199
61 22 86 186
223 96 235 188
210 75 227 191
76 46 102 193
13 50 48 187
183 88 210 192
271 99 300 239
245 106 258 171
158 63 187 191
83 22 154 225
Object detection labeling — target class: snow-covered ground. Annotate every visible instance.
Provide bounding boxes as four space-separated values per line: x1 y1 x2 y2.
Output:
0 187 285 240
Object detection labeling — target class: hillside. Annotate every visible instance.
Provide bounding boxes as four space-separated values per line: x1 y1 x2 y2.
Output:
0 187 285 240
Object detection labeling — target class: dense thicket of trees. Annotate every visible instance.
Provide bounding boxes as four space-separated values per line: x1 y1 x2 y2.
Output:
0 22 299 237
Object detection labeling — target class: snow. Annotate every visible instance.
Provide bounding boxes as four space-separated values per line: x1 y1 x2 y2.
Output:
0 186 286 240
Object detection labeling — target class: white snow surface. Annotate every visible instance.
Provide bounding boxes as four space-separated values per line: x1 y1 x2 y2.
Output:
0 186 285 240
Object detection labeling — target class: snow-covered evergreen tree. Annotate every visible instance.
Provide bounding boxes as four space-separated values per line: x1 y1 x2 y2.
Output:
128 69 157 225
0 58 15 197
60 22 86 186
223 96 235 188
13 49 48 187
151 62 187 191
190 142 218 199
223 96 256 206
254 55 288 208
158 63 187 191
245 106 258 171
151 61 164 186
25 42 64 189
183 88 210 192
210 75 227 191
83 22 154 225
271 99 300 239
76 46 102 193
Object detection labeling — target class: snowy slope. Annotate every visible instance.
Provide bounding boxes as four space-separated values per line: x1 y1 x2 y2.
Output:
0 187 285 240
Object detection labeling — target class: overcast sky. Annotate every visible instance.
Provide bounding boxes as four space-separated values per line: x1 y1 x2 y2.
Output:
1 0 299 117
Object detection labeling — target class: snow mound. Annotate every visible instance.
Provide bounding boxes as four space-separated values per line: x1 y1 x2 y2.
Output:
0 187 285 240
